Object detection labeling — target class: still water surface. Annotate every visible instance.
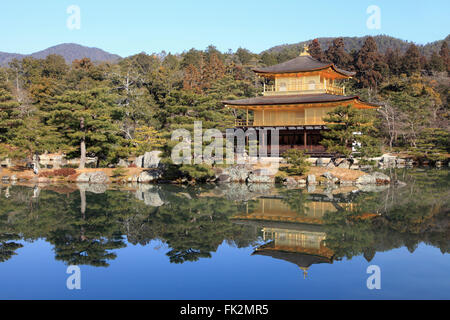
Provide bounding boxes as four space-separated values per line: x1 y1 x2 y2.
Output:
0 169 448 299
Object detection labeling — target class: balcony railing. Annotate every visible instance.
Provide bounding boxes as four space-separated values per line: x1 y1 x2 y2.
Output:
263 84 344 96
235 119 254 127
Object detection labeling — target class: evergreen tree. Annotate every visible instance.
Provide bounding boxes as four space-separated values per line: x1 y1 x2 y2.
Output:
325 38 353 69
439 41 449 72
429 51 445 72
355 37 387 89
0 72 22 154
308 39 325 61
384 48 402 75
47 88 124 168
321 105 380 158
401 44 421 75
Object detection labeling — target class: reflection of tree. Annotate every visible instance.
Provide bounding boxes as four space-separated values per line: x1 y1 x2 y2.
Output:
0 234 23 263
278 188 310 215
126 188 258 264
0 169 448 267
323 169 450 260
47 190 127 267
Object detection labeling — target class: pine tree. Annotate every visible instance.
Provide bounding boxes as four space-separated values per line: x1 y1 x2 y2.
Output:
355 37 387 89
401 44 421 75
308 39 325 61
0 73 22 152
384 48 402 75
429 51 445 72
321 105 380 158
47 88 124 168
325 38 353 69
439 41 449 72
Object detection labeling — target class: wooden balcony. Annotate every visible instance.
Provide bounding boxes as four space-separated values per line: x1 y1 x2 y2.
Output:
235 119 254 127
263 84 344 96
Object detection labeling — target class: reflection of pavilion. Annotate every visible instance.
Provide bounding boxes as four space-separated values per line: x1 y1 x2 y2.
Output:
232 196 339 278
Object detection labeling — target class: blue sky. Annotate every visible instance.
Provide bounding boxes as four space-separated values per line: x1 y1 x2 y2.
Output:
1 0 449 57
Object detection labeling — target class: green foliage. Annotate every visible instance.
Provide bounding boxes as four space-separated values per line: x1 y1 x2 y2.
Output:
45 88 124 164
112 167 127 177
321 105 381 158
179 164 215 182
0 38 448 167
282 149 309 175
410 128 449 162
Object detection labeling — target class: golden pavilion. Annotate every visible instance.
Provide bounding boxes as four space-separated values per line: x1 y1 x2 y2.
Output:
223 45 378 155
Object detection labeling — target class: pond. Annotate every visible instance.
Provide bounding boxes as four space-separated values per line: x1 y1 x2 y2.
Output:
0 169 448 299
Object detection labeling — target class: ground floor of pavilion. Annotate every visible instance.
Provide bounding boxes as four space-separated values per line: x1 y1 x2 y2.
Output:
234 125 333 156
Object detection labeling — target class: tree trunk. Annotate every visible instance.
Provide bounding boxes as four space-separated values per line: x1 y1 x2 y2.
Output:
79 117 86 169
79 139 86 169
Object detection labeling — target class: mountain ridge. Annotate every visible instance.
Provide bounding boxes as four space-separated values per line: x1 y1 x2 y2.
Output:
1 35 449 67
0 43 121 66
262 34 450 56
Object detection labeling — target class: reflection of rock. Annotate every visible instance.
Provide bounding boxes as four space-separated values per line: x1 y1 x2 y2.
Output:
135 184 164 206
37 177 50 183
76 171 110 184
215 183 273 201
356 184 390 192
76 183 108 194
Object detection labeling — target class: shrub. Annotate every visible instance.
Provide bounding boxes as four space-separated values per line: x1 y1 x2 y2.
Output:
282 149 309 176
275 171 288 184
39 168 76 178
180 164 215 182
112 167 127 177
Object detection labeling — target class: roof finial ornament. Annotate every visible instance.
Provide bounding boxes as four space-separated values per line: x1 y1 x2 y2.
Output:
300 44 310 56
300 267 309 279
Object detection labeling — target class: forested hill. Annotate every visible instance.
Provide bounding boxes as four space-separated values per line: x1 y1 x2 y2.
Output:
0 43 121 66
264 35 450 56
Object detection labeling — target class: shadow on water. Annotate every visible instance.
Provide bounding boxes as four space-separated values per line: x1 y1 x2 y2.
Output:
0 169 448 274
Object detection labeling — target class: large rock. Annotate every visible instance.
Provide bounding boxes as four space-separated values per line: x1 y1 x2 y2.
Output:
138 170 161 183
325 161 336 169
316 158 326 167
76 171 110 184
307 174 316 185
283 177 298 186
89 171 110 184
143 151 162 169
355 174 376 185
226 165 251 182
76 172 91 183
322 171 339 184
117 159 129 167
372 172 391 184
134 155 144 168
356 172 390 185
337 159 351 168
247 172 274 184
217 174 231 183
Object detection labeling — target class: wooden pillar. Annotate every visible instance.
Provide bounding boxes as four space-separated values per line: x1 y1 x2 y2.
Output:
304 130 307 152
246 108 249 126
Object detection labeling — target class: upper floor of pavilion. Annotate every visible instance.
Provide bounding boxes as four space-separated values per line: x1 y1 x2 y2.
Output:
253 47 355 96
